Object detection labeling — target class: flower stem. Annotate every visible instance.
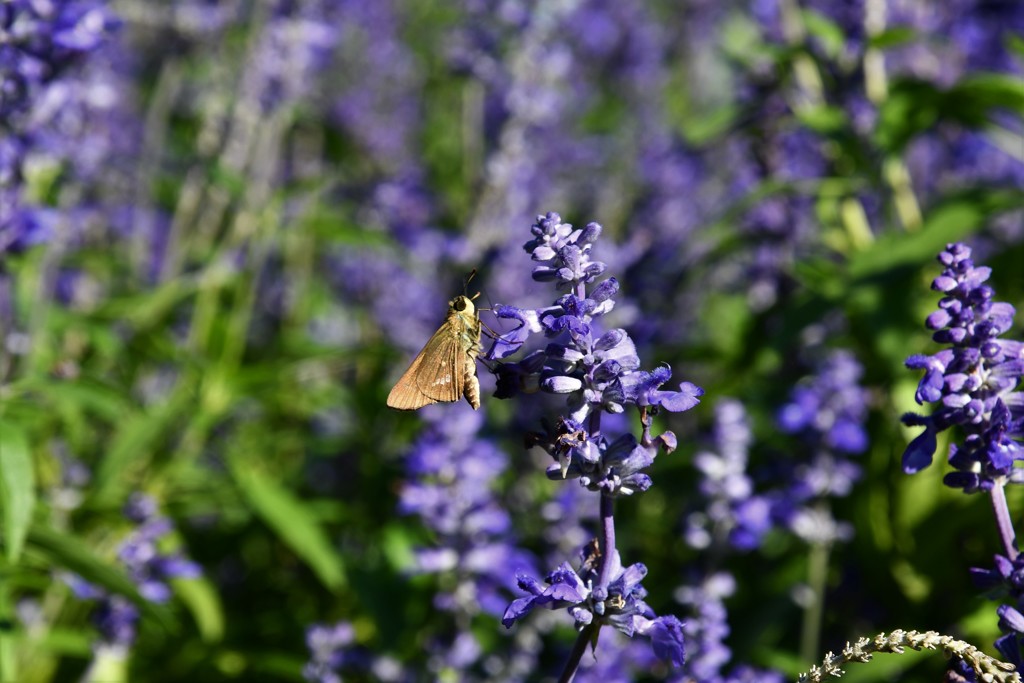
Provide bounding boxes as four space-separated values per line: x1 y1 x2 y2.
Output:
800 536 831 664
990 481 1018 560
558 623 597 683
598 493 616 591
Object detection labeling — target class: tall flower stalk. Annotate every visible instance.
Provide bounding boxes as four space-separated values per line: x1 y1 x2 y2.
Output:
678 399 784 683
774 348 869 661
902 242 1024 670
398 403 539 680
490 212 701 679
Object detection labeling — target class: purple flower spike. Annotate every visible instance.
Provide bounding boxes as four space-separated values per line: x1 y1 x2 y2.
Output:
902 243 1024 492
489 215 701 427
493 212 694 676
1 0 119 247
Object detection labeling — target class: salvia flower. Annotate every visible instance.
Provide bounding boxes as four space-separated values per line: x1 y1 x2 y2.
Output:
494 213 697 674
531 420 655 496
502 545 685 668
118 493 201 603
524 212 606 289
302 622 355 683
301 620 408 683
675 571 736 680
685 399 774 552
673 570 783 683
488 213 703 429
0 1 119 122
0 0 120 247
66 493 199 648
242 2 336 114
777 350 869 457
971 552 1024 670
676 401 785 682
901 243 1024 493
398 404 537 618
769 349 869 545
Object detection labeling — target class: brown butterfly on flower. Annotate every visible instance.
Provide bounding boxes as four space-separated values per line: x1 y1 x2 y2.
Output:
386 291 482 411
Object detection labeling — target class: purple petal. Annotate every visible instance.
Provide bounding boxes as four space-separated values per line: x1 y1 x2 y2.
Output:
902 427 937 474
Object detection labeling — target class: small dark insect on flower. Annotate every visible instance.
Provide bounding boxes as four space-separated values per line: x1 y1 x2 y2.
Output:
386 293 482 410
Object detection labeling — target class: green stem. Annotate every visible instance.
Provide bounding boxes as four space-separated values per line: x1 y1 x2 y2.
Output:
800 538 831 664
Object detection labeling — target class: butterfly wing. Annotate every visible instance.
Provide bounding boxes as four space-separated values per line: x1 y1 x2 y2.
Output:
386 342 439 410
414 317 464 402
386 317 463 410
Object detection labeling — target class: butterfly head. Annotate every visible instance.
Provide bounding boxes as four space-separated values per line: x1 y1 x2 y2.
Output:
451 295 476 315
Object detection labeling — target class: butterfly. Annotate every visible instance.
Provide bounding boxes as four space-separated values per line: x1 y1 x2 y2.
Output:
386 294 482 410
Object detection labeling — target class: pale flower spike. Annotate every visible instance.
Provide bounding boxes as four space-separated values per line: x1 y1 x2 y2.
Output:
797 630 1021 683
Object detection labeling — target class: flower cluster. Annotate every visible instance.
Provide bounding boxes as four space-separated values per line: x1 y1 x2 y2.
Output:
398 404 537 618
65 494 199 650
503 543 685 668
674 571 787 683
685 399 774 552
675 572 736 680
778 350 869 457
494 213 699 675
1 0 119 249
901 243 1024 493
242 2 336 114
905 243 1024 676
773 349 869 544
676 400 785 682
397 403 538 678
972 552 1024 671
302 622 354 683
301 621 406 683
490 214 702 426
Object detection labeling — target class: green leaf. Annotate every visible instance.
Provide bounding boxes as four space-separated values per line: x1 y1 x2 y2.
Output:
45 378 128 422
795 105 849 135
949 73 1024 117
173 577 225 643
98 277 197 330
867 26 917 50
874 79 942 153
679 103 740 144
719 13 767 66
848 202 979 279
0 423 35 562
802 9 846 59
229 459 346 592
877 75 1024 153
90 384 194 503
698 293 753 362
209 163 246 200
32 627 93 656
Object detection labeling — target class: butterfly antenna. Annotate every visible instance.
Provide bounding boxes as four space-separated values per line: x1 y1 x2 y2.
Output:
463 268 478 296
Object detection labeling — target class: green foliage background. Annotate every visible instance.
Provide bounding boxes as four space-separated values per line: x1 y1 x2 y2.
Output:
1 1 1023 681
